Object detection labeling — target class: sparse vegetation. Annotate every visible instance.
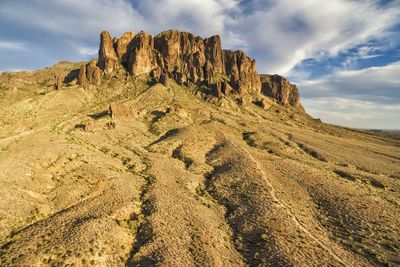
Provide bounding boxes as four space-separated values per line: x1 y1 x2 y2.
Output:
0 55 398 267
298 143 327 161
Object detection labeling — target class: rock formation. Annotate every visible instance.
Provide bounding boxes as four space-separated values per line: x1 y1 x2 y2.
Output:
127 31 160 77
78 65 87 88
109 102 135 119
260 74 304 112
224 50 260 95
55 75 64 90
78 60 101 88
77 29 303 111
83 120 97 132
86 61 101 85
98 31 118 74
113 31 135 63
100 29 261 96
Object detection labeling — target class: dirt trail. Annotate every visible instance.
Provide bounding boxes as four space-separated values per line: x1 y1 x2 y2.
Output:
0 126 50 145
221 132 353 267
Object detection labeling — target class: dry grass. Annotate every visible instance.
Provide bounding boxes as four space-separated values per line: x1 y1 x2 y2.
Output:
0 62 399 266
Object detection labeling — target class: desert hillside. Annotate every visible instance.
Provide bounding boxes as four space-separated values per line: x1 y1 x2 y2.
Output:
0 30 399 267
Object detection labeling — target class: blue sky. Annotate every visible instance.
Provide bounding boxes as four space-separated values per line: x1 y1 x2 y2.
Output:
0 0 399 129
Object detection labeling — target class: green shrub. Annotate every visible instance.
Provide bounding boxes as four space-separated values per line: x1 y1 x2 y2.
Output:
261 234 268 241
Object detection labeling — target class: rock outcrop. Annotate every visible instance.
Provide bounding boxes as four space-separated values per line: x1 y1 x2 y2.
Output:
113 31 135 63
78 65 87 87
86 61 101 85
109 102 135 119
127 31 161 77
260 74 304 112
55 75 64 90
98 31 118 74
99 29 261 96
225 50 260 95
76 29 304 112
78 60 101 88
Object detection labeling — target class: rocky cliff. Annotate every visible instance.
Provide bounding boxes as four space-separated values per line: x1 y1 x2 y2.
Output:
78 29 303 111
260 74 304 112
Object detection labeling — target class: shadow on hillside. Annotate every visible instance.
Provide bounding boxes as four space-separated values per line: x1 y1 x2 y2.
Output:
88 110 109 120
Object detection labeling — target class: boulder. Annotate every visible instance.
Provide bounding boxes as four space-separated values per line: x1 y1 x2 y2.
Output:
159 73 170 87
109 102 135 119
253 98 271 109
106 121 116 129
166 103 190 120
83 120 97 132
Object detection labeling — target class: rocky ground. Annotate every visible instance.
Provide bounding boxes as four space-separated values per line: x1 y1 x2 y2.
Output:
0 61 399 267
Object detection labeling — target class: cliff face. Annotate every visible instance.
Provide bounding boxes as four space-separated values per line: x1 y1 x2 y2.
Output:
260 74 304 112
79 29 303 111
96 30 260 97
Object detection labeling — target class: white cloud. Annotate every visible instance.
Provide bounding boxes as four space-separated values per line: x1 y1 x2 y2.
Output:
300 61 400 128
133 0 238 36
0 0 142 38
0 0 399 128
228 0 400 74
0 41 26 50
1 0 399 74
300 61 400 101
303 97 400 129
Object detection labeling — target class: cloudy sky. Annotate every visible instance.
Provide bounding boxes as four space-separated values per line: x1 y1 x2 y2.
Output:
1 0 399 129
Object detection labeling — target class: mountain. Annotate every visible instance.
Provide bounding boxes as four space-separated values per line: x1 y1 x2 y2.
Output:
0 30 399 267
78 30 304 111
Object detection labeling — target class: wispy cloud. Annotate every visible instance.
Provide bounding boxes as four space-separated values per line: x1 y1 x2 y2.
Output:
303 97 400 129
0 0 399 128
300 61 400 103
228 0 400 74
0 41 26 50
299 61 400 128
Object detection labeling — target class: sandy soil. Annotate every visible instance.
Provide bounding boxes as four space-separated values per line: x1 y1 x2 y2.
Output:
0 62 399 266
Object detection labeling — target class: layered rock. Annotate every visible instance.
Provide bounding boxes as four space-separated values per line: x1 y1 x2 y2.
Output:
101 29 261 96
260 74 304 112
77 29 303 112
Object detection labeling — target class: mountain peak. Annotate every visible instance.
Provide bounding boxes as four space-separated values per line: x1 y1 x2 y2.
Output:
77 29 304 111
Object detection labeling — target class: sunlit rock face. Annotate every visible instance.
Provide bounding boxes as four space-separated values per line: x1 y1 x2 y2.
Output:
79 29 303 111
260 74 304 112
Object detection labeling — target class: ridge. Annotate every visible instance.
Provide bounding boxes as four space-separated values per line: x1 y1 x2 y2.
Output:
77 29 304 111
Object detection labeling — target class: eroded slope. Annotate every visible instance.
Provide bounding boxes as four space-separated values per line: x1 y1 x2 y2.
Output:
0 64 399 266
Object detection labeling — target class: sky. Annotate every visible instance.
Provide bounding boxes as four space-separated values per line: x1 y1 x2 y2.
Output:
0 0 399 129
